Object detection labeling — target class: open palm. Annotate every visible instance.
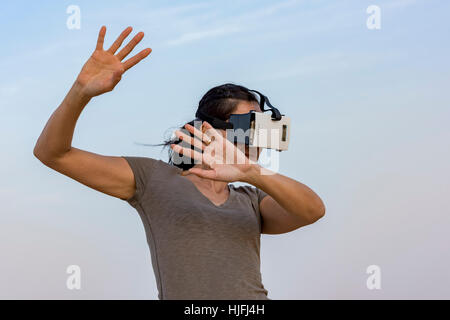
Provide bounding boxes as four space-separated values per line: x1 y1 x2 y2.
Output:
76 26 152 98
171 122 260 182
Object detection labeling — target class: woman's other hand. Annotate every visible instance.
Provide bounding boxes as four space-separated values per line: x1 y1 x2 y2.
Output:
171 121 262 183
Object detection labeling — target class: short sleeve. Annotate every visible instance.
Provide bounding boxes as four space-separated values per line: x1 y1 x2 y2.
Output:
235 185 270 234
251 187 268 234
121 156 157 207
256 187 269 204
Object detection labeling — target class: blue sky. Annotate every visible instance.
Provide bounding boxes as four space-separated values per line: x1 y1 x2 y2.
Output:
1 0 449 299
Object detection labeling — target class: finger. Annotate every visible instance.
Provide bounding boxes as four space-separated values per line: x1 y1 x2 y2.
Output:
171 144 214 167
170 144 203 163
174 129 205 151
202 121 215 131
96 26 106 50
202 121 223 140
188 168 218 180
116 31 145 60
123 48 152 71
185 123 214 145
202 122 224 146
202 148 216 167
107 26 133 54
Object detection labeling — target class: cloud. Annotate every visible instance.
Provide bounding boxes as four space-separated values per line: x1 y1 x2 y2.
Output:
163 25 240 47
0 40 84 70
145 1 213 17
385 0 418 9
235 0 301 21
0 85 20 97
155 0 302 47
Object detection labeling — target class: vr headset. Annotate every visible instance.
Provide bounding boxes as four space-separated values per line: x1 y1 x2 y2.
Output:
195 89 290 151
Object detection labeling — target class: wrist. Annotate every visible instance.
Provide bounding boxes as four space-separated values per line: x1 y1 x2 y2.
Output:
71 80 92 104
240 164 263 185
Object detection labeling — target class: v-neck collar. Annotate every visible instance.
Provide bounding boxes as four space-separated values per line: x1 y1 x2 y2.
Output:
176 169 234 208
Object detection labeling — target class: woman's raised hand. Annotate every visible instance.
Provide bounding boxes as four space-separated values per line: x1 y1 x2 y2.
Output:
76 26 152 98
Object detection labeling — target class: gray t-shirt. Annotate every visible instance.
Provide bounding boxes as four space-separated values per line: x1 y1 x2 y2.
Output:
122 156 270 300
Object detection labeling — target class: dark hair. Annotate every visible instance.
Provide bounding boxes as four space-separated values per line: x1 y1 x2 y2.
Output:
160 83 259 170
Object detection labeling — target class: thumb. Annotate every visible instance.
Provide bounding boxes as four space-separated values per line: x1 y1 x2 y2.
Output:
188 167 217 180
113 68 124 78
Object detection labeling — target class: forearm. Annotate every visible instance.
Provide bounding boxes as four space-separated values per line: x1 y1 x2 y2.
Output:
243 165 325 222
34 81 90 162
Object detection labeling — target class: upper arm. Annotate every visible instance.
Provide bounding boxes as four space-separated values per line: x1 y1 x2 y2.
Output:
37 147 136 200
259 195 315 234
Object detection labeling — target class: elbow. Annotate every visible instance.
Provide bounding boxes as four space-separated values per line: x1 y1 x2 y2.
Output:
33 144 44 161
308 199 326 224
316 202 326 220
33 143 55 167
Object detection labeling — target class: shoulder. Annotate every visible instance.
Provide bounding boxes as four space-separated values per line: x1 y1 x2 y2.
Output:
122 156 180 177
121 156 181 207
121 156 157 171
231 184 269 205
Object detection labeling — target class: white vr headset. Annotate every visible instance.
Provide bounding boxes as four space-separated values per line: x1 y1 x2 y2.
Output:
195 89 291 151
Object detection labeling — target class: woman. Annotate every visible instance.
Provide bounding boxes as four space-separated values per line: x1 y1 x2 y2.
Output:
34 26 325 300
